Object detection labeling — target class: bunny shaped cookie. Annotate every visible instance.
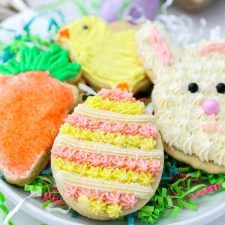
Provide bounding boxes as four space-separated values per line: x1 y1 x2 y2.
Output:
136 21 225 174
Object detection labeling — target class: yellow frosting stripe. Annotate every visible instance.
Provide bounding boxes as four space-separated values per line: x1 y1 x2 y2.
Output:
89 199 107 215
77 195 122 218
55 170 154 198
53 158 155 186
85 96 145 115
59 123 156 150
90 200 122 218
75 104 153 123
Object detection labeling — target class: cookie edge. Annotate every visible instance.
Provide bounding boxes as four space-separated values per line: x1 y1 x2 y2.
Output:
164 143 225 174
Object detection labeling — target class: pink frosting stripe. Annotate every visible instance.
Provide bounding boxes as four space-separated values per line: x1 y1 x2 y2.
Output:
199 42 225 56
98 89 136 102
65 113 157 139
52 147 161 175
150 25 172 66
64 186 138 209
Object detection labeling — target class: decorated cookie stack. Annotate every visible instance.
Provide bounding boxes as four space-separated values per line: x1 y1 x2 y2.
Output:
51 89 164 220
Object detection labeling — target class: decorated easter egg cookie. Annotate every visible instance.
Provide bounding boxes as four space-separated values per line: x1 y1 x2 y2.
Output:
136 21 225 173
51 89 164 220
56 16 150 93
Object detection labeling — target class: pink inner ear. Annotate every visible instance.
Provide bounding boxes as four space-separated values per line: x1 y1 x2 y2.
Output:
199 42 225 56
149 25 172 66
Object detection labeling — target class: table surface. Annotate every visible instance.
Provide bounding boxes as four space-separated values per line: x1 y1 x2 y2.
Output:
1 1 225 225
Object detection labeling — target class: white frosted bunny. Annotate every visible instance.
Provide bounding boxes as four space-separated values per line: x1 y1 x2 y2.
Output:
136 21 225 173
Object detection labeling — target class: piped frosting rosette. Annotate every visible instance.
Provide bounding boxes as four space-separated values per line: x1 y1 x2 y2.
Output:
51 89 164 220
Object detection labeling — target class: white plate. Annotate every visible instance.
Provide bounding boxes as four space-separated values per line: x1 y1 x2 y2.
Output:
1 179 225 225
1 3 225 225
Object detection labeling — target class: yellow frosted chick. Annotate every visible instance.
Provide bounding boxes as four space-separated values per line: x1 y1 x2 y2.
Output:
56 16 149 93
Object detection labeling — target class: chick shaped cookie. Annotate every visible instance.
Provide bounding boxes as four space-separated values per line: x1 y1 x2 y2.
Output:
0 45 81 186
51 89 164 220
56 16 150 93
136 21 225 174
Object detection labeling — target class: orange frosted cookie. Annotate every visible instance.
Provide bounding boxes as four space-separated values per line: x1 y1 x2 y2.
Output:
0 72 74 186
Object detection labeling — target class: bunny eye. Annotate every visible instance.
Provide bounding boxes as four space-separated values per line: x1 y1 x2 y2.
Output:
83 25 89 30
188 83 198 93
216 83 225 93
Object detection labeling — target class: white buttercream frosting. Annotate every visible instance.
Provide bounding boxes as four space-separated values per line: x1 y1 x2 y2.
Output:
136 21 225 167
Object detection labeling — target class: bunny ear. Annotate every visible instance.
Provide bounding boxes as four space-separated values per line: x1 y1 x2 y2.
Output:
136 21 178 83
199 41 225 56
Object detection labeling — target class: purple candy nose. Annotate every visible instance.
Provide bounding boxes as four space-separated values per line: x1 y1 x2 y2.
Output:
201 99 220 115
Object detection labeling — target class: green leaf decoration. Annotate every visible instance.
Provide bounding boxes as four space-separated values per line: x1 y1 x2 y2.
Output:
0 44 81 81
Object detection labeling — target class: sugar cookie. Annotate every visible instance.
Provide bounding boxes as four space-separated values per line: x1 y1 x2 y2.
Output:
0 44 81 186
56 16 150 93
136 21 225 173
0 72 75 186
51 89 164 220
